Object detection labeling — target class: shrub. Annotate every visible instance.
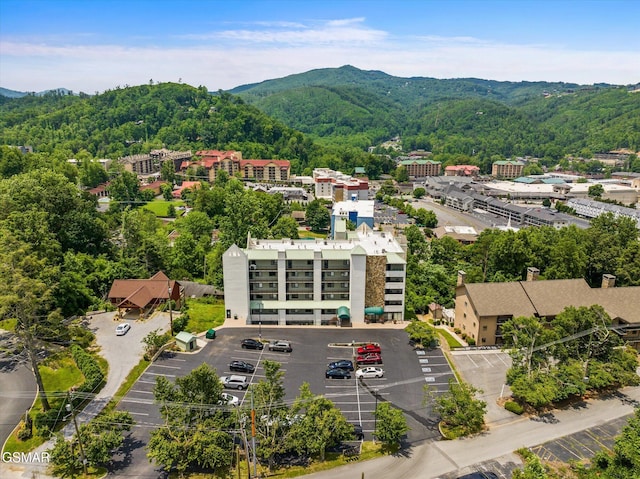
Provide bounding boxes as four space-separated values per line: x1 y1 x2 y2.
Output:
172 314 188 333
34 407 65 437
71 345 104 398
17 414 33 440
505 401 524 415
454 328 461 335
467 337 476 346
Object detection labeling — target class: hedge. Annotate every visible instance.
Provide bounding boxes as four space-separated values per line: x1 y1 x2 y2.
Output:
70 344 104 401
505 401 524 415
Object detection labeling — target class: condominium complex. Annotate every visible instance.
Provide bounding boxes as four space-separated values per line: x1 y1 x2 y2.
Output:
222 225 406 326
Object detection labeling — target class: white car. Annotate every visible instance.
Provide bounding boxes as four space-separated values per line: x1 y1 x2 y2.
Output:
221 393 239 406
115 323 131 336
356 367 384 379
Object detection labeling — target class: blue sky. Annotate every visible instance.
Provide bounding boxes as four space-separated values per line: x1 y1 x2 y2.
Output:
1 0 639 93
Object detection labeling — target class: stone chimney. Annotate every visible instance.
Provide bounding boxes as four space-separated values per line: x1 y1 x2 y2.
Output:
526 267 540 282
457 270 466 286
601 274 616 289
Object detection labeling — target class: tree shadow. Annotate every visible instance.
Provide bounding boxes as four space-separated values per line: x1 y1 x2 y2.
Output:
529 412 559 424
108 435 146 473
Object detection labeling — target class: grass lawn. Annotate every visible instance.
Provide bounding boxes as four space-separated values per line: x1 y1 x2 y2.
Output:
104 358 151 413
142 200 185 217
184 298 226 334
173 441 391 479
0 317 17 331
438 328 463 349
298 229 327 239
4 353 85 453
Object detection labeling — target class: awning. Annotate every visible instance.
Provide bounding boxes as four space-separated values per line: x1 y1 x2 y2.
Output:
337 306 351 320
364 306 384 315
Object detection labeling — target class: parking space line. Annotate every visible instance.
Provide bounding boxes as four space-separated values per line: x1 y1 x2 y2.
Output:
130 389 154 394
161 357 186 362
144 372 176 377
481 355 493 365
496 354 510 366
121 398 154 405
137 380 156 385
153 364 181 369
128 411 150 416
465 354 478 367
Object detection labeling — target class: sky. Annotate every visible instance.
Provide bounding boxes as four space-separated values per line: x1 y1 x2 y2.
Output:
1 0 639 94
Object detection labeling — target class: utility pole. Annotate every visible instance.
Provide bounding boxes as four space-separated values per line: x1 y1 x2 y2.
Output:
251 391 257 478
66 396 87 475
167 279 174 335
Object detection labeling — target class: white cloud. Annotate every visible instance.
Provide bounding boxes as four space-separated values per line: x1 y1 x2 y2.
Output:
1 28 639 93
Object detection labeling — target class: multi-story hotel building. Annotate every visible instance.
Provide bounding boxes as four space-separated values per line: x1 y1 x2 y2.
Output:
398 159 442 178
491 160 525 179
222 225 406 326
190 150 291 182
313 168 369 201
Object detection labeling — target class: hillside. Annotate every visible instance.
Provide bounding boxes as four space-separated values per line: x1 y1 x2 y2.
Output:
229 65 640 156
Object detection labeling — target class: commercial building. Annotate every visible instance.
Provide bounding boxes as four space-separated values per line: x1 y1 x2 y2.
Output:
331 200 375 238
189 150 291 182
444 165 480 177
454 270 640 350
222 225 406 326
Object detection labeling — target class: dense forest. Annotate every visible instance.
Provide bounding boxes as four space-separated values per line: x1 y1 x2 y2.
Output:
231 66 640 163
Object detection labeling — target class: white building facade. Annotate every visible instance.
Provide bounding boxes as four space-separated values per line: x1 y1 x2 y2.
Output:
222 226 406 326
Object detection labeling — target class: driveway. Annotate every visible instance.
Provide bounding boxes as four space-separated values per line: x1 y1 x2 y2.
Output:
0 363 37 449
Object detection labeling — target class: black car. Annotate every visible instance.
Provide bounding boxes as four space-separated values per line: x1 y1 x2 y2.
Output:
456 473 498 479
241 338 264 350
351 423 364 440
229 360 255 373
328 360 354 371
325 368 351 379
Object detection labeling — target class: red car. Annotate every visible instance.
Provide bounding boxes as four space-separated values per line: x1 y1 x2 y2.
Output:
357 343 381 355
356 353 382 365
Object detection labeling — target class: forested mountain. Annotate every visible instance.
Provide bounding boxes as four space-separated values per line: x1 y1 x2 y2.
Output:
230 65 640 158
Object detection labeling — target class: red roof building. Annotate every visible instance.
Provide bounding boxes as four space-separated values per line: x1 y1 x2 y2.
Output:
444 165 481 177
108 271 182 318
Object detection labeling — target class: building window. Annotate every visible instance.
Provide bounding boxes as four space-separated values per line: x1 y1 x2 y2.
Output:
481 338 486 343
482 325 487 331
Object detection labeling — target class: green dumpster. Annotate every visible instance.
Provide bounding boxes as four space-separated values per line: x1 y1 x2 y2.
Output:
206 328 216 339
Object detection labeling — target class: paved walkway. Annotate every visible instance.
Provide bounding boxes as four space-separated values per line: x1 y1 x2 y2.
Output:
1 311 171 479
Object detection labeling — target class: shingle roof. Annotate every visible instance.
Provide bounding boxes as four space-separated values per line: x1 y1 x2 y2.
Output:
463 282 538 318
463 279 640 324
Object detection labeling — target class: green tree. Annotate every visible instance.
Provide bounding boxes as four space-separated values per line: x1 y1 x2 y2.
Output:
147 363 233 477
305 199 331 233
161 182 174 201
289 383 352 461
249 360 289 470
160 159 176 184
432 379 487 437
107 170 141 205
414 208 437 227
373 402 410 447
395 165 409 182
49 410 134 475
588 183 604 198
270 215 300 239
413 187 426 199
78 159 108 188
513 449 549 479
405 320 438 347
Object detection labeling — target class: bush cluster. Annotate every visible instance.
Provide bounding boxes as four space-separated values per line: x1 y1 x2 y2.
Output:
504 401 524 415
71 344 104 397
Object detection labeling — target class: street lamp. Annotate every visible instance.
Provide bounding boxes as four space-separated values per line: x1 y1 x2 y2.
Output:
258 302 262 340
66 401 87 475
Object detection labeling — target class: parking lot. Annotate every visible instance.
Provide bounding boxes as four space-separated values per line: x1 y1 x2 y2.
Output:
114 326 457 475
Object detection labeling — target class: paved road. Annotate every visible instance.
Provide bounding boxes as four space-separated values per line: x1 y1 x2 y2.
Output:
301 385 640 479
0 363 36 448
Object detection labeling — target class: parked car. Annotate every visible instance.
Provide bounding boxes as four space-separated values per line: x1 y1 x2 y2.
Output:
229 360 255 373
220 375 250 390
241 338 264 350
115 323 131 336
357 343 381 354
356 353 382 365
325 368 351 379
220 392 239 406
356 367 384 379
456 473 498 479
268 340 292 352
351 423 364 440
328 360 354 371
